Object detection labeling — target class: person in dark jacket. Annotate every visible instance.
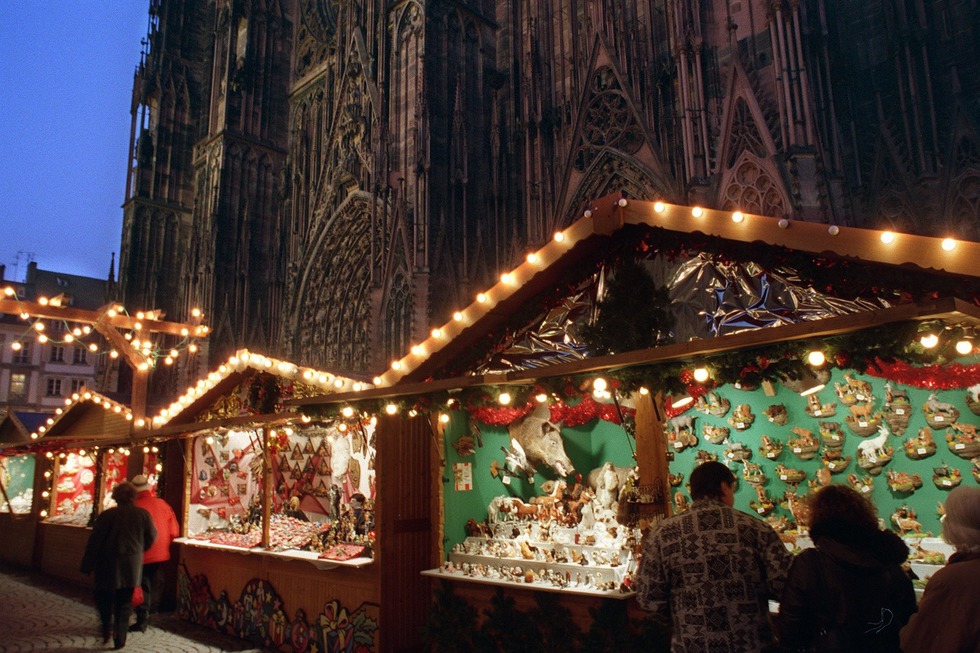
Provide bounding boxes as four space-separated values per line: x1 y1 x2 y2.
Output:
777 484 915 653
80 481 157 650
900 485 980 653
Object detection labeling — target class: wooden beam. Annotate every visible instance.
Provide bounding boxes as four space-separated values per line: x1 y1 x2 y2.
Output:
0 299 205 338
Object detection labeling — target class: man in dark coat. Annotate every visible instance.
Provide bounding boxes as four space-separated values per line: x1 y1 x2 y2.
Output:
80 481 157 649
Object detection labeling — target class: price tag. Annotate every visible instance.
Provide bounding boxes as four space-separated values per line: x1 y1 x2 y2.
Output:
673 441 684 449
813 410 823 416
955 443 965 450
502 476 511 485
856 394 867 401
736 422 745 429
831 435 840 441
757 507 766 514
780 475 788 480
858 421 868 427
793 447 802 453
935 415 945 422
895 409 905 415
862 486 871 493
917 447 927 455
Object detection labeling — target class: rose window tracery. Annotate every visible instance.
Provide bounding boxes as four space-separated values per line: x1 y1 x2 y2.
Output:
721 157 787 217
574 67 645 172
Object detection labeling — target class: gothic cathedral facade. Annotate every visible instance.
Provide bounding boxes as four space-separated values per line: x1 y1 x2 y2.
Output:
117 0 980 382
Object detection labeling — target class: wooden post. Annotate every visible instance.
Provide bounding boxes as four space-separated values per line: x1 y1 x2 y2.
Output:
262 428 271 549
632 390 672 527
182 437 193 538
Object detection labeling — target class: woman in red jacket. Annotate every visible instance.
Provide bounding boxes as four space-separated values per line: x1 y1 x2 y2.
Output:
130 474 180 633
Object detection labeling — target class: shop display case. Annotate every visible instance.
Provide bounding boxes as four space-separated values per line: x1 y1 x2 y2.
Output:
45 451 97 525
181 422 376 564
0 453 35 514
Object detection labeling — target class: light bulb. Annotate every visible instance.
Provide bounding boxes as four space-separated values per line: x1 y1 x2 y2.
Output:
880 231 896 244
955 339 973 355
691 207 703 218
653 201 666 213
941 238 956 251
693 368 709 383
385 404 398 415
919 333 939 349
807 350 826 366
731 211 744 223
498 392 512 405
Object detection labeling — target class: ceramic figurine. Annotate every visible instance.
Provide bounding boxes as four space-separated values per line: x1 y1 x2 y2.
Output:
694 391 731 417
931 462 962 490
783 490 811 530
788 427 820 460
775 463 806 484
668 473 684 487
922 393 960 429
845 401 881 436
763 404 788 426
967 383 980 416
886 469 923 494
818 421 845 449
834 373 873 406
846 473 875 496
804 393 837 418
945 422 980 459
820 448 851 474
856 425 894 474
724 441 752 462
727 404 755 430
742 461 766 485
758 435 783 460
973 457 980 483
749 485 776 516
765 514 794 533
904 427 937 460
667 416 699 452
881 382 913 435
673 492 689 514
702 424 730 445
694 450 718 466
908 541 946 565
890 504 924 535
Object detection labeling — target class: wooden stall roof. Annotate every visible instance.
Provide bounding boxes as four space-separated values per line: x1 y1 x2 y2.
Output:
25 389 134 451
141 349 372 439
362 195 979 389
0 409 46 450
286 193 979 409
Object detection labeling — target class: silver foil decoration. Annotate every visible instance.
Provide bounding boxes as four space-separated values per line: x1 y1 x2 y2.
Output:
473 251 893 376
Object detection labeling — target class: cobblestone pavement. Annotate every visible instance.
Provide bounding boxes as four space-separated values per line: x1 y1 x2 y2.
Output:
0 563 271 653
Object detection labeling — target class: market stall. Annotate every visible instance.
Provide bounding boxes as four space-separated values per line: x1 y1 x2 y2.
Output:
144 350 434 653
0 410 43 566
21 390 143 582
291 195 979 650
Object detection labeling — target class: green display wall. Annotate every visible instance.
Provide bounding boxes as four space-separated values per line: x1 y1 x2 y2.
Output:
441 367 978 550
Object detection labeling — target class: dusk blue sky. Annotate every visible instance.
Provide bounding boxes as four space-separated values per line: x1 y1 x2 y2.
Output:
0 3 150 282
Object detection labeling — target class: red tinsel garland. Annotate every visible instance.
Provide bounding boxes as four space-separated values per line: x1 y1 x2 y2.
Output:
866 358 980 389
467 394 634 428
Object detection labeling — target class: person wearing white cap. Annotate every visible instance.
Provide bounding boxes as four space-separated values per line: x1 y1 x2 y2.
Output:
129 474 179 633
900 485 980 653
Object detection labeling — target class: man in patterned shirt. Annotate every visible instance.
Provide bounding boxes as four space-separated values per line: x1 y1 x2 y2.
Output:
636 461 792 652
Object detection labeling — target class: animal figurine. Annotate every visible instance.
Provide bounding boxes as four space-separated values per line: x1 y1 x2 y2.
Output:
886 469 923 494
728 404 754 430
856 425 894 473
890 505 923 535
931 462 962 489
820 448 851 474
749 485 775 516
694 392 731 417
945 422 980 459
673 492 689 514
788 427 820 460
846 473 874 495
724 441 752 462
904 427 937 460
763 404 788 426
592 462 622 512
694 450 718 466
668 412 696 434
818 421 845 448
783 489 812 530
668 473 684 487
884 382 910 405
835 373 873 405
758 435 783 460
923 393 960 427
742 461 766 485
805 393 837 417
775 464 807 484
967 383 980 416
702 424 730 445
508 405 575 476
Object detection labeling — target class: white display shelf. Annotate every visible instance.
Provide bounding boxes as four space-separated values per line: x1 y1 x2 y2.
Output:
421 568 635 599
175 537 373 570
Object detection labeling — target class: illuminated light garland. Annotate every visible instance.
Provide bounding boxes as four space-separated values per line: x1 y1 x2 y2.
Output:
154 348 372 426
28 388 134 440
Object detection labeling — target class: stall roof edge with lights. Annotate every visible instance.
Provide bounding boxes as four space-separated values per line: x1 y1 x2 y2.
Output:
296 193 980 401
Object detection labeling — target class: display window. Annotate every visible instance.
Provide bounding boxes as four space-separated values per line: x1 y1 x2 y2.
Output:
100 450 130 509
0 453 35 514
184 422 377 561
46 451 97 525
